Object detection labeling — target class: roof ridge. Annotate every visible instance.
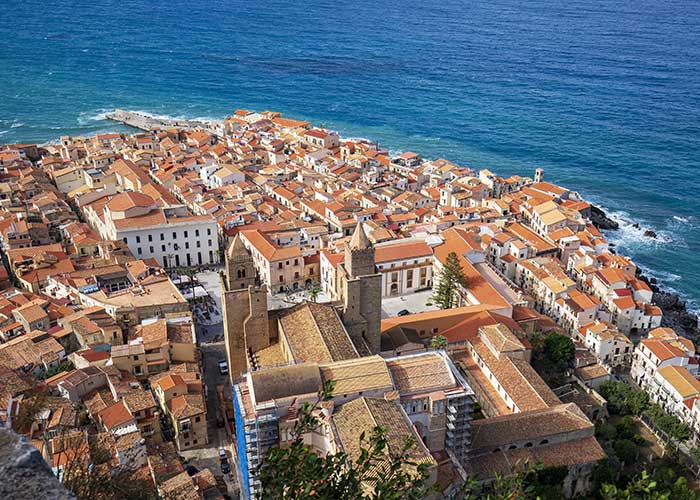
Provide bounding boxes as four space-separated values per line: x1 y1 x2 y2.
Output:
303 301 334 361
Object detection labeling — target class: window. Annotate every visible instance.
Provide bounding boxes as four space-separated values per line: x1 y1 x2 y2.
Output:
207 228 211 235
136 235 141 243
160 233 164 241
208 239 212 247
161 245 166 252
123 237 128 243
149 246 154 252
294 258 298 266
172 231 177 239
185 242 189 249
195 416 200 423
137 247 142 255
195 229 200 237
184 230 188 238
148 234 152 242
278 262 283 269
196 241 201 248
279 276 284 282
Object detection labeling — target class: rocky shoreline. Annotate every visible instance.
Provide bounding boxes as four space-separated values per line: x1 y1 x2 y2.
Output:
590 205 619 230
591 205 699 340
639 273 700 341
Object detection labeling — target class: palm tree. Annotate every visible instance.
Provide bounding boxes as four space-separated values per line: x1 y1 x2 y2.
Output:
183 267 197 301
430 334 448 351
308 281 321 303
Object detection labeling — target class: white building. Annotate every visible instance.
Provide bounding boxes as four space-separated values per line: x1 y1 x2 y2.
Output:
374 239 434 297
82 192 219 268
576 321 632 368
630 327 697 388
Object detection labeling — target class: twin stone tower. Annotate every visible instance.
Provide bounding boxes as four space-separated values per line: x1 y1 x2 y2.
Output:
222 222 382 379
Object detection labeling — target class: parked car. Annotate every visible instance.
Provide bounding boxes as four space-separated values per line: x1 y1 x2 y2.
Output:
218 447 227 460
397 309 411 317
218 360 228 375
185 465 199 476
220 460 230 475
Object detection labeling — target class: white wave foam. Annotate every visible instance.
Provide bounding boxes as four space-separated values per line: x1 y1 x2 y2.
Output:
0 130 8 136
640 267 681 284
10 121 24 128
599 206 677 252
128 109 219 123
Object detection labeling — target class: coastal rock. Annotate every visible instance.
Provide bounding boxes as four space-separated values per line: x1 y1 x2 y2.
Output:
590 205 619 230
654 290 700 341
637 271 699 341
643 229 657 238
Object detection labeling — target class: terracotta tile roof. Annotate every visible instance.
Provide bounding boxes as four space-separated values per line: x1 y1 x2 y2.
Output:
279 301 359 364
385 352 455 394
374 240 432 263
320 355 393 395
333 397 436 484
470 435 605 480
99 400 133 430
471 403 592 452
106 192 155 212
250 364 322 403
658 365 700 399
470 337 559 411
479 324 525 354
641 339 688 361
241 229 302 262
168 393 205 419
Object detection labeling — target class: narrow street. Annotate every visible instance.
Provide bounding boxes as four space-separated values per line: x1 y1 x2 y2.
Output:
179 270 239 498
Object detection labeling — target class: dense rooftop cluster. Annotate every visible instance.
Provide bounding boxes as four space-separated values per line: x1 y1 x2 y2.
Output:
0 108 695 498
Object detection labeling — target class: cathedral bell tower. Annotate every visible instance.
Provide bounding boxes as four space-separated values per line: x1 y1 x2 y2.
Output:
226 234 256 290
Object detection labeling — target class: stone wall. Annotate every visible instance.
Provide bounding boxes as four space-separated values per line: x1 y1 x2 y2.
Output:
0 427 74 500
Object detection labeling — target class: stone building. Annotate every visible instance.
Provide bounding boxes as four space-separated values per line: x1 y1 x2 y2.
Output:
222 223 384 381
222 234 271 379
335 222 382 354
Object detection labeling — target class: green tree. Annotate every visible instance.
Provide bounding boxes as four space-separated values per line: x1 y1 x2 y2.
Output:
592 458 619 492
601 471 667 500
645 404 691 441
257 381 434 499
543 333 575 366
628 390 650 416
615 416 636 440
308 281 322 303
614 439 639 465
430 334 448 351
432 251 467 310
597 423 618 442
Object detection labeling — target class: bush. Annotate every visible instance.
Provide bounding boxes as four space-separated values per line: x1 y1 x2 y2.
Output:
598 423 618 441
614 439 639 465
615 416 636 440
543 334 575 366
599 380 649 416
38 361 74 380
645 404 691 441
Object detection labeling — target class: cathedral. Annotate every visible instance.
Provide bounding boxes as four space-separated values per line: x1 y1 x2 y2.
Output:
222 222 382 380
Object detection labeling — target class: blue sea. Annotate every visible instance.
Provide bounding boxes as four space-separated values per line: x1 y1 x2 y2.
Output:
1 0 699 312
